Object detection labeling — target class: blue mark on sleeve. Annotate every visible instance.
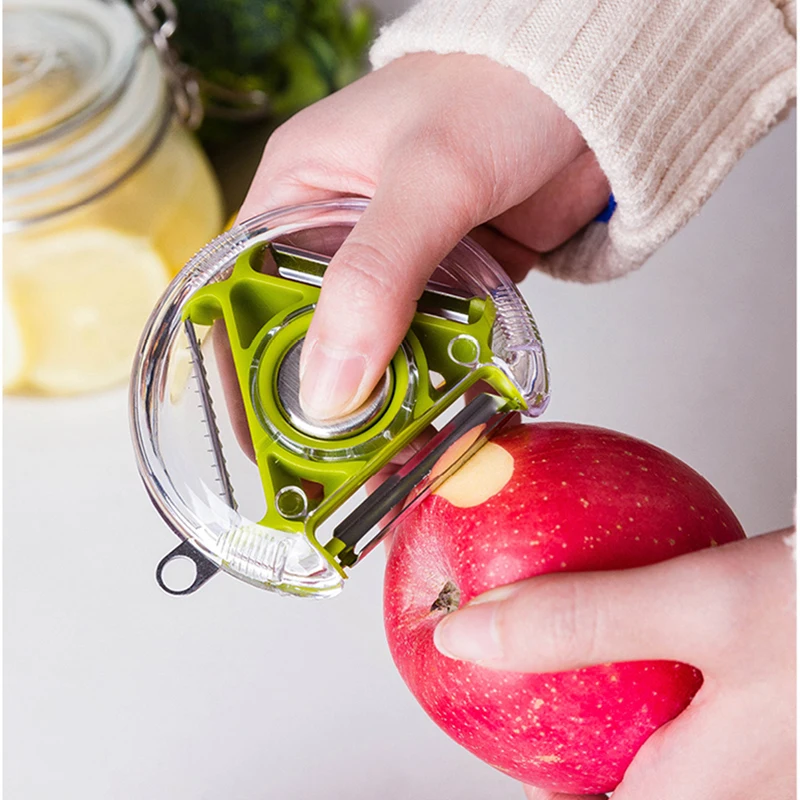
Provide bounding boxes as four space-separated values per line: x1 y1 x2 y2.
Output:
594 193 616 223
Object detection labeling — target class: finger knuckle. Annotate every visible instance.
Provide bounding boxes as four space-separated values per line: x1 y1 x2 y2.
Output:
694 552 752 651
662 548 751 665
332 239 406 309
495 578 601 670
263 119 298 159
404 122 495 219
262 115 323 173
525 227 564 254
534 578 601 668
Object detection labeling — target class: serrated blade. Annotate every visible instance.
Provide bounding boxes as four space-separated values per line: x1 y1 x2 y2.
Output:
184 318 236 508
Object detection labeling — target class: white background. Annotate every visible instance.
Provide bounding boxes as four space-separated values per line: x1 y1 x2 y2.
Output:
4 5 796 798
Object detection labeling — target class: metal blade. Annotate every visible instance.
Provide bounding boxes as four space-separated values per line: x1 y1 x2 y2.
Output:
332 393 513 562
184 318 236 507
271 242 474 324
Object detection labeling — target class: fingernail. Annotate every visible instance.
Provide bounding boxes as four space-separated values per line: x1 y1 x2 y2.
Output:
298 337 315 380
468 583 522 605
299 340 367 421
434 602 504 663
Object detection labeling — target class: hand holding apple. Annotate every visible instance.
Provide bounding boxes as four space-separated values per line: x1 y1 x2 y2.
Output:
383 422 796 797
448 530 796 800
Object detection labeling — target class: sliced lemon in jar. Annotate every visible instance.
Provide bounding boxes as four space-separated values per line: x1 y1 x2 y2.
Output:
5 228 169 394
3 293 26 390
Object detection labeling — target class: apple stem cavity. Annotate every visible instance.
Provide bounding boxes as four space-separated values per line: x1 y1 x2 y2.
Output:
430 580 461 614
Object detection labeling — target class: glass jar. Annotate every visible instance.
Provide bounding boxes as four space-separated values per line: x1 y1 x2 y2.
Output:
3 0 224 395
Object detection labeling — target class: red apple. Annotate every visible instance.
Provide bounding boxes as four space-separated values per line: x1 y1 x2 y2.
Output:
384 421 746 794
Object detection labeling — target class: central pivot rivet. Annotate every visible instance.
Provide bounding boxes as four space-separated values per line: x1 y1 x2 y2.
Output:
276 338 392 440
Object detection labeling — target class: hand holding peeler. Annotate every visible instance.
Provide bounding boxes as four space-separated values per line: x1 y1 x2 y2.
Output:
130 198 550 598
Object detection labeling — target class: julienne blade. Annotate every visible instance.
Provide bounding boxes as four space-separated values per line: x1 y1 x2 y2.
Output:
184 318 237 508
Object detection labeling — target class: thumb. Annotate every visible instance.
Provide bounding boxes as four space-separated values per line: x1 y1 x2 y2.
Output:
297 159 479 421
433 541 752 673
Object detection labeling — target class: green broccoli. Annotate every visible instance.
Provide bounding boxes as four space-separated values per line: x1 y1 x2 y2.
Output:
167 0 373 142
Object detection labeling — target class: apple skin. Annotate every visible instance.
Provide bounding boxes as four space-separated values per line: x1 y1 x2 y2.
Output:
383 422 746 794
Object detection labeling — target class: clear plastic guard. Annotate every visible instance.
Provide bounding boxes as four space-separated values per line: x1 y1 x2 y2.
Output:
130 199 549 598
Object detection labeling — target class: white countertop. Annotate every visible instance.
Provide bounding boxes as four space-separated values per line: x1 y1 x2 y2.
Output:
5 115 795 799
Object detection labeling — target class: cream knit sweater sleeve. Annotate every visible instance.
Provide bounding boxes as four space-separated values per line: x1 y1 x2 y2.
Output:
370 0 796 282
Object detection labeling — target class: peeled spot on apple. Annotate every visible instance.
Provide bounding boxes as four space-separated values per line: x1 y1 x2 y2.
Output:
434 441 515 507
383 422 745 795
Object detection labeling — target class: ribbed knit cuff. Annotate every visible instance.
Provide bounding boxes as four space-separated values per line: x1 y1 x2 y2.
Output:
371 0 796 282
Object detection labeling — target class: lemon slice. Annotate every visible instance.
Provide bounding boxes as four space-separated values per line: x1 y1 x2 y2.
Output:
3 293 26 390
151 136 224 274
5 228 169 394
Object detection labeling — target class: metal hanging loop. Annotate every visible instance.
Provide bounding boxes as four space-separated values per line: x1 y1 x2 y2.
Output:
132 0 204 130
132 0 272 128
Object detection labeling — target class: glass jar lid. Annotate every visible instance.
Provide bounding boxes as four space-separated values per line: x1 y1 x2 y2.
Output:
3 0 169 227
3 0 139 148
